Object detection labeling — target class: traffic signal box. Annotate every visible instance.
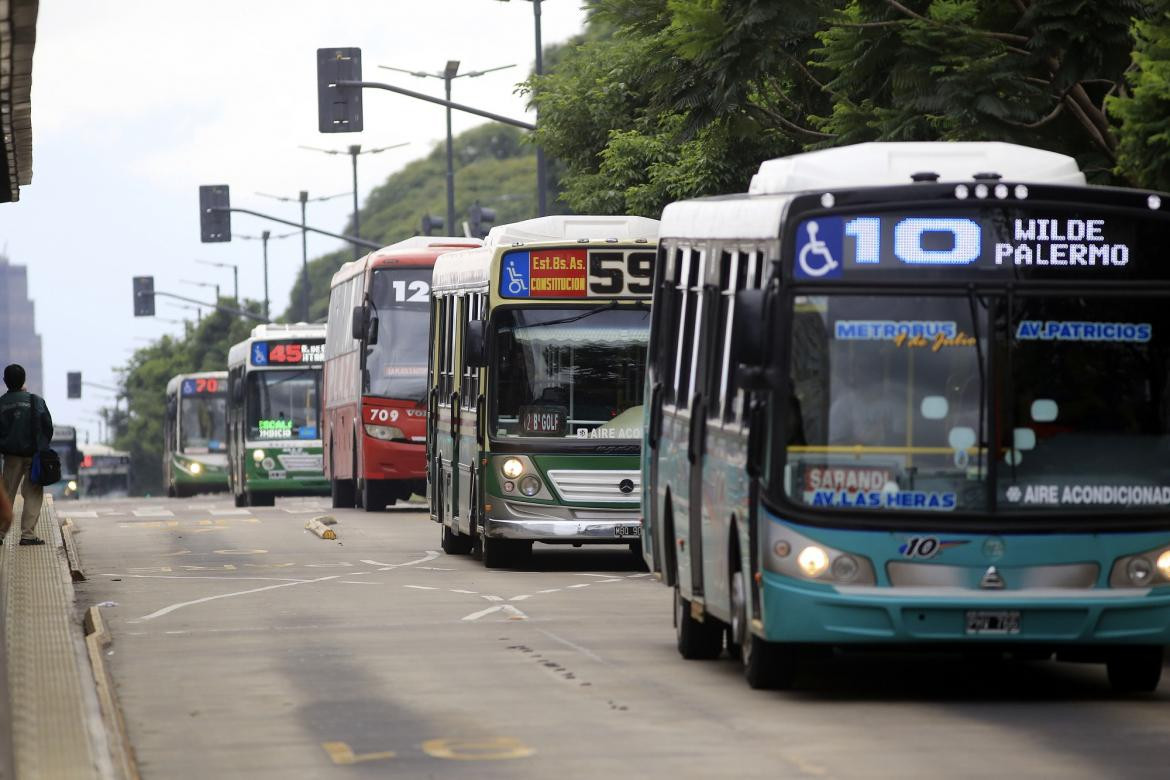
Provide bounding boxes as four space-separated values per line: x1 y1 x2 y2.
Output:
469 203 497 239
67 372 81 399
199 185 231 243
421 215 445 236
317 48 364 133
133 276 155 317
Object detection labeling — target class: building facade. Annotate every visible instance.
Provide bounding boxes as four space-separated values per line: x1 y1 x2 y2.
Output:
0 254 43 393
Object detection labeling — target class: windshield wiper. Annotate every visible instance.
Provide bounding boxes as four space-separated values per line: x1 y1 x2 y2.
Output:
518 300 642 329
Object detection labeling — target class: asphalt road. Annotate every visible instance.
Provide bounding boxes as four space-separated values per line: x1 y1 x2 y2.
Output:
66 495 1170 779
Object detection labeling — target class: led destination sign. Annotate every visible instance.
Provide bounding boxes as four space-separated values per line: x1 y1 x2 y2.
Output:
792 210 1151 280
250 341 325 366
181 377 223 396
500 248 654 299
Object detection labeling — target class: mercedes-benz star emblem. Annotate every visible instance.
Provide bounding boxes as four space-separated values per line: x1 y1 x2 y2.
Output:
618 479 635 494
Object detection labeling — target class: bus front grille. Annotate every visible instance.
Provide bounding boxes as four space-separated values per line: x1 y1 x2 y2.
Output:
546 469 641 503
278 454 323 473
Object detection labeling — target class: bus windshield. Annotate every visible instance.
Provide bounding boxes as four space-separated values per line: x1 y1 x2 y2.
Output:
492 306 650 440
367 267 431 401
181 394 227 453
246 369 321 442
788 295 989 513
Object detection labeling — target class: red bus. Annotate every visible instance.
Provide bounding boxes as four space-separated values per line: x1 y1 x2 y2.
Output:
324 236 480 510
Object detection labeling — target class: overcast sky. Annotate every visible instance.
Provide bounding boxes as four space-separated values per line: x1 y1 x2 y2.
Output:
0 0 588 446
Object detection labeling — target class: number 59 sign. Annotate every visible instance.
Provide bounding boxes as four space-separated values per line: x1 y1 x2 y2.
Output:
500 249 655 299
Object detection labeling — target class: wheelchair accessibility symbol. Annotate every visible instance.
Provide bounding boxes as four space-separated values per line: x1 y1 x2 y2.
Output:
796 220 840 278
501 252 532 297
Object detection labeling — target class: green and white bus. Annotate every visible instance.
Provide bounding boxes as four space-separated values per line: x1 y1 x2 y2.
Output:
227 323 328 507
164 371 229 497
643 142 1170 692
429 215 659 567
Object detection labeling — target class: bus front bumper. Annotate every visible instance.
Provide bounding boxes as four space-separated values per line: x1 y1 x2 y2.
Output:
760 571 1170 645
483 497 641 543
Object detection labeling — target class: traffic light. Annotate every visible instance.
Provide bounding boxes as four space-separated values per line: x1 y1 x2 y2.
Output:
421 215 444 236
67 372 81 399
316 47 364 133
133 276 155 317
468 203 497 239
199 184 231 242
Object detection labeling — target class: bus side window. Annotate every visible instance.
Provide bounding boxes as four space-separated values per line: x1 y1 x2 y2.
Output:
730 250 761 425
709 250 739 420
676 249 706 411
670 248 695 409
428 295 440 396
444 295 457 399
460 293 482 407
437 296 450 399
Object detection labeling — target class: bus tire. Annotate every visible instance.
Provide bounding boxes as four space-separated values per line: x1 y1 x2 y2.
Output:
674 586 723 660
441 522 473 555
1106 646 1163 694
331 479 355 508
362 480 387 512
482 536 521 569
248 491 275 507
234 491 247 508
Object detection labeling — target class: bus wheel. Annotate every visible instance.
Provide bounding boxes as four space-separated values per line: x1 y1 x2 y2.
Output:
441 522 473 555
167 484 176 498
233 491 247 508
362 480 387 512
482 536 521 569
248 491 275 507
331 478 355 508
732 570 797 689
674 586 723 660
1106 646 1163 694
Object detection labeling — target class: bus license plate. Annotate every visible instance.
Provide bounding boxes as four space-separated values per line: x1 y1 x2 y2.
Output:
965 610 1020 635
614 525 641 537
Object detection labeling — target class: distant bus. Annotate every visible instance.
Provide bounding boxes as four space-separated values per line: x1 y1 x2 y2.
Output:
429 215 659 568
227 323 329 506
164 371 229 497
79 443 131 498
324 236 480 511
46 425 81 500
642 141 1170 693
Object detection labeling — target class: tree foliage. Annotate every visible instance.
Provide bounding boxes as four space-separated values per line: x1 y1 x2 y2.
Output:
531 0 1165 217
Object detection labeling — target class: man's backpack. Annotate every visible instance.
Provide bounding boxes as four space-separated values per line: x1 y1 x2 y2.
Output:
26 395 61 487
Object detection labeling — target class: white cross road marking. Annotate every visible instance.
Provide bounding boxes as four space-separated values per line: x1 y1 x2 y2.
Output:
450 589 478 595
510 595 531 602
133 509 175 518
340 581 382 585
537 589 562 594
627 573 652 578
209 508 252 516
567 584 591 589
597 578 622 584
130 575 344 622
60 511 98 518
359 551 440 570
480 595 504 602
404 585 438 590
461 604 528 622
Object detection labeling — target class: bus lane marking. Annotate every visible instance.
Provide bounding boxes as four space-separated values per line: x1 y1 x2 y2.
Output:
339 581 382 585
359 551 440 570
404 585 438 590
100 573 312 583
321 742 396 765
462 604 528 622
130 574 345 622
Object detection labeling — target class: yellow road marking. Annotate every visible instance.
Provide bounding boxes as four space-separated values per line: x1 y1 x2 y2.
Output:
321 742 396 765
421 737 534 761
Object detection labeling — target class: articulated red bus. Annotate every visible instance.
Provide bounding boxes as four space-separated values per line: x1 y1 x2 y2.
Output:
324 236 480 510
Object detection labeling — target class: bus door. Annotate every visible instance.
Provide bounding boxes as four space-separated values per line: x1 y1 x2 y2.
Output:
455 295 481 535
686 276 719 601
645 249 678 578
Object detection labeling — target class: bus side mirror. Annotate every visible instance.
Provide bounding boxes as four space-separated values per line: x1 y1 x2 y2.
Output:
465 320 486 368
731 289 771 392
351 305 368 340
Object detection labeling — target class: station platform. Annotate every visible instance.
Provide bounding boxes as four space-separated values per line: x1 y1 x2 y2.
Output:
1 496 117 779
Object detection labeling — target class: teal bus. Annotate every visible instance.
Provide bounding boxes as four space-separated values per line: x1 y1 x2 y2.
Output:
642 142 1170 693
429 215 659 568
164 371 229 497
46 425 81 500
227 323 329 507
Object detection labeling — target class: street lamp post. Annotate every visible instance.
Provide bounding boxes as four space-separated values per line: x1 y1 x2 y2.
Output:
496 0 547 216
299 142 409 261
233 228 299 321
378 61 514 234
180 278 220 304
255 190 348 322
194 258 239 303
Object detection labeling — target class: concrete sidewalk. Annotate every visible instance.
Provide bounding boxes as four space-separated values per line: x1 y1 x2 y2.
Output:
0 497 114 779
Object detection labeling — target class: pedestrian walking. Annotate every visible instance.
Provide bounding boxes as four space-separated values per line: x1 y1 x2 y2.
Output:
0 364 53 546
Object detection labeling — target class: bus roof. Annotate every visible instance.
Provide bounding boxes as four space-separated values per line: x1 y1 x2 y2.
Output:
228 322 326 368
432 215 661 293
166 370 227 395
80 442 129 458
748 141 1086 194
330 236 482 288
661 142 1087 240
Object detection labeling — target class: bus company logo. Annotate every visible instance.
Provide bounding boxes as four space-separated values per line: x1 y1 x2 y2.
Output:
251 342 269 366
899 536 970 559
794 218 844 279
618 479 635 494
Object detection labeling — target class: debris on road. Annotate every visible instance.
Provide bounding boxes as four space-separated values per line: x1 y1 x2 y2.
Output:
306 517 337 540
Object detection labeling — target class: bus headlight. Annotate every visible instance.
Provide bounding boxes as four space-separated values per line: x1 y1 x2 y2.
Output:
502 458 524 479
253 449 265 463
518 475 542 497
797 546 830 578
1110 545 1170 587
766 522 876 585
66 480 78 493
364 424 405 441
189 462 203 475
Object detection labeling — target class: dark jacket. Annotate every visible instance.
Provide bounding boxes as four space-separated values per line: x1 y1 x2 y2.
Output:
0 390 53 457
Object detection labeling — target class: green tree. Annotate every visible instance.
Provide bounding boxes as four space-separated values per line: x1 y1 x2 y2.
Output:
1109 3 1170 190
